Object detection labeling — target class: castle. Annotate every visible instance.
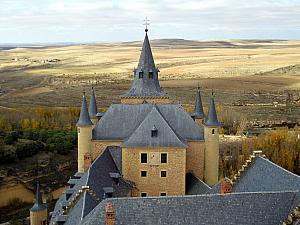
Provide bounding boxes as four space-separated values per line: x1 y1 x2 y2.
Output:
30 29 300 225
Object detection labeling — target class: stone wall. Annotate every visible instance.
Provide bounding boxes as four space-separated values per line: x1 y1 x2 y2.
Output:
120 97 171 104
92 140 122 160
186 141 205 179
122 147 186 197
30 209 47 225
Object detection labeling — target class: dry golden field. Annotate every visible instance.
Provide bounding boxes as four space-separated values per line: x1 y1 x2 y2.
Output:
0 39 300 122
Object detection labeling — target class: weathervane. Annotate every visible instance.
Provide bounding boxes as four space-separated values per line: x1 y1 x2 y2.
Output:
144 17 150 32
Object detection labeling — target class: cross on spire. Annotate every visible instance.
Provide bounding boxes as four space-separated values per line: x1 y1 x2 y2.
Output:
144 17 150 32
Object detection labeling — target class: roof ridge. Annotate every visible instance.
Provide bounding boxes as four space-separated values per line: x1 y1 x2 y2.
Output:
98 190 298 202
231 150 265 186
154 105 186 144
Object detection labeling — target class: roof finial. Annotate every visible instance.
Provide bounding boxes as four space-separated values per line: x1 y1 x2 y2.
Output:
144 17 150 33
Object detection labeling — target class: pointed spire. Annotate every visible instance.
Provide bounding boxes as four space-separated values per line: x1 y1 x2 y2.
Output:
77 91 93 127
89 87 98 119
205 91 220 127
30 181 47 212
124 30 166 97
193 85 205 119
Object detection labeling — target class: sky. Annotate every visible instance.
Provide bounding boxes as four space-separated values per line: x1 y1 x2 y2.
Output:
0 0 299 43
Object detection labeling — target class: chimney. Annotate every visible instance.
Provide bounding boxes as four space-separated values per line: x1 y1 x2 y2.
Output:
106 202 115 225
84 152 92 171
220 178 233 194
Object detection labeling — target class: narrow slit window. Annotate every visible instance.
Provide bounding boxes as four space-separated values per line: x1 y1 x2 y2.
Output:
149 71 154 79
139 71 143 78
212 129 215 134
151 126 158 137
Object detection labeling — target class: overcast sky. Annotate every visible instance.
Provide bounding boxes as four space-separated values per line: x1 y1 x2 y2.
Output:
1 0 299 43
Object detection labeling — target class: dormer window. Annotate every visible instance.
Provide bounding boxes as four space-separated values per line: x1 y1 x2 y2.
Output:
139 71 143 78
149 70 154 79
151 126 158 137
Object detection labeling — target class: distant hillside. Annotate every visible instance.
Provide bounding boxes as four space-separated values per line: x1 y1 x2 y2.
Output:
256 64 300 76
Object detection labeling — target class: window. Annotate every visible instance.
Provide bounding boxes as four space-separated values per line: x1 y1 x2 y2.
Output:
151 129 158 137
139 71 143 78
151 125 158 137
149 71 154 79
161 171 167 178
160 193 167 196
141 171 147 177
141 192 147 197
212 129 215 134
161 153 167 163
141 153 147 163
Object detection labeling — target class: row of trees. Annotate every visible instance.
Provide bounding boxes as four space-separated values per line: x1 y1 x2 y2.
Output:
220 128 300 178
0 107 80 132
242 128 300 175
0 129 77 163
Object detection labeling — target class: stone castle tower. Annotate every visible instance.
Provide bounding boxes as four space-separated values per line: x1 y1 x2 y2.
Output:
30 181 48 225
75 29 220 197
204 92 220 186
76 92 93 173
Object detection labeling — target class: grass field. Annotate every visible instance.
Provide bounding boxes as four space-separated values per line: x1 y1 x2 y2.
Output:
0 39 300 122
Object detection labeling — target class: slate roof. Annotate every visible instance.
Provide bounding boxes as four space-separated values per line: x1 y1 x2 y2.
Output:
191 88 205 119
88 87 98 119
233 156 300 205
124 32 166 97
81 191 296 225
204 96 220 127
50 147 133 225
93 104 203 142
122 105 187 148
77 93 93 127
186 173 211 195
30 181 47 212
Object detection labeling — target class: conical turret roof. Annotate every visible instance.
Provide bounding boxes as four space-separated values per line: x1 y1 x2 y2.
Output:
77 92 93 127
192 87 205 119
30 181 47 212
89 87 98 119
205 93 220 127
124 31 166 97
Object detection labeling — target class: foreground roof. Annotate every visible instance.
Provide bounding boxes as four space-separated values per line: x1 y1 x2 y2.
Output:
233 156 300 205
81 191 295 225
50 147 133 225
93 104 203 142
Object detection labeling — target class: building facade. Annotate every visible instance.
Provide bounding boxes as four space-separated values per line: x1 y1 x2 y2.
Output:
48 29 300 225
76 29 220 197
